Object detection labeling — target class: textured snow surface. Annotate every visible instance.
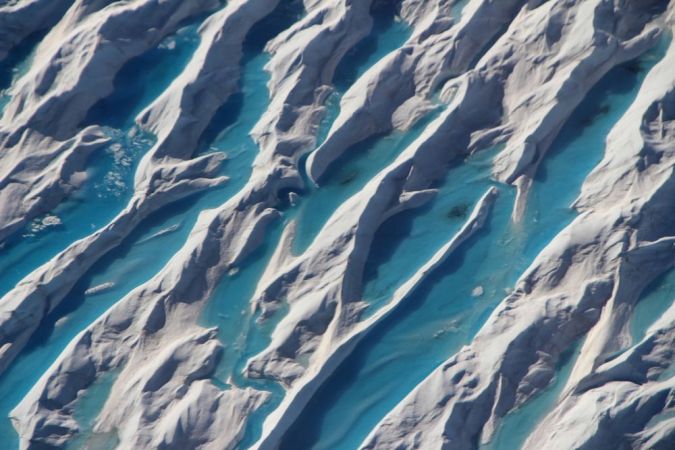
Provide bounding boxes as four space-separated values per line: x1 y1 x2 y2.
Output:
0 0 674 449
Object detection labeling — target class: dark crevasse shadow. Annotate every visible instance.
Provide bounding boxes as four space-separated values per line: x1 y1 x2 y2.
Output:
0 28 50 115
332 0 403 91
360 180 444 291
195 0 304 157
535 62 642 184
242 0 305 56
80 12 210 129
1 10 219 325
279 205 499 450
480 339 583 450
312 0 410 147
188 1 308 447
279 77 663 445
196 92 244 154
0 2 299 448
522 34 671 264
477 34 675 450
316 132 388 185
22 189 218 352
0 28 48 90
200 219 290 450
359 147 501 317
630 266 675 343
292 109 442 255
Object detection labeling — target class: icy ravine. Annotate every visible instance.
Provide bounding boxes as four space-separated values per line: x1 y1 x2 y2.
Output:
249 1 672 448
1 0 674 450
5 0 390 447
362 8 675 450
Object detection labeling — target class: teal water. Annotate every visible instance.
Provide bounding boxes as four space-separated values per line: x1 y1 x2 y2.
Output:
0 127 155 299
65 370 120 450
480 341 583 450
521 35 671 264
451 0 471 20
293 109 440 254
82 21 202 129
630 267 675 342
199 216 286 387
197 1 311 446
0 28 48 115
280 180 518 450
332 2 409 93
196 0 304 389
0 18 207 300
312 1 410 148
295 6 411 253
0 17 214 448
475 37 673 450
361 147 503 317
199 217 289 450
1 4 671 450
0 49 270 450
277 34 670 450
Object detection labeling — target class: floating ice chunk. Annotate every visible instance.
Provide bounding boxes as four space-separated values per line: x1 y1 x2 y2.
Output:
24 214 63 236
54 316 69 328
136 223 181 245
84 282 115 296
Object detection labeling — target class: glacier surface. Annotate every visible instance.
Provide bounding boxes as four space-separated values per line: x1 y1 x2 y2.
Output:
0 0 674 449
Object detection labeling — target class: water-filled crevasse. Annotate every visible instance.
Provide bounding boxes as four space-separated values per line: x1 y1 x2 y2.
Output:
630 267 675 342
313 0 410 146
450 0 471 21
196 1 412 444
198 1 308 447
0 19 208 299
277 35 670 450
10 52 272 450
470 38 673 450
331 1 409 94
292 108 440 255
0 129 155 299
65 370 120 450
521 35 671 264
81 20 203 129
291 4 412 254
0 28 47 115
201 43 288 384
199 217 288 450
24 35 280 450
360 147 502 317
0 19 211 447
479 340 583 450
279 160 517 450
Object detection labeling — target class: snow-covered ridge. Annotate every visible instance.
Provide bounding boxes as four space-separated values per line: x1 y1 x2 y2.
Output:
0 0 673 449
